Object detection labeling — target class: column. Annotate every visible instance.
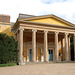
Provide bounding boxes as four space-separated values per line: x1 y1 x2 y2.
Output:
65 33 69 61
55 32 59 61
19 28 24 64
17 31 19 41
74 34 75 60
68 35 71 60
27 47 29 62
15 33 17 41
62 37 65 61
32 29 37 62
44 31 48 62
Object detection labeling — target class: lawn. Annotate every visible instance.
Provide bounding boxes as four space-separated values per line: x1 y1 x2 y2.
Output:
0 63 17 67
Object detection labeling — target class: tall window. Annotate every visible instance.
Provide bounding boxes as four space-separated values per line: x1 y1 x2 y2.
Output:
11 26 14 32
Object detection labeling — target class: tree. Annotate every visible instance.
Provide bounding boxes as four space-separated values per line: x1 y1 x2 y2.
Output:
0 33 18 64
70 36 74 61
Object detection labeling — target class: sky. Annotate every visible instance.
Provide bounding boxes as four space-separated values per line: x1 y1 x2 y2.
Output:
0 0 75 24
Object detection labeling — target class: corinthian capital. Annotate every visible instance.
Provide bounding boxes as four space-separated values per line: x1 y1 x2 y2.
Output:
44 31 48 33
65 32 69 35
32 29 37 32
55 31 59 34
19 28 24 31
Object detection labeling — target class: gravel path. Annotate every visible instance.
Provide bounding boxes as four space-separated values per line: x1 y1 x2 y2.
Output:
0 63 75 75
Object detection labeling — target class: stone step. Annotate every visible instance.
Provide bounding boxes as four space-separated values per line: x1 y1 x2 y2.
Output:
19 61 75 65
25 61 54 65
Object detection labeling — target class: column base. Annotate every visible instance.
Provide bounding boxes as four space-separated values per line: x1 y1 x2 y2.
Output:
64 60 71 62
54 60 71 63
19 62 26 65
44 60 49 62
54 60 59 63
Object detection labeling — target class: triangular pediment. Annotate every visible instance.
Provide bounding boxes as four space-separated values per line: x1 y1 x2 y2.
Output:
18 14 75 27
29 17 70 26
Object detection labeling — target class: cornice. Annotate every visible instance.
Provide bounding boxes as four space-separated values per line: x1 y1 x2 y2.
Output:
19 20 75 30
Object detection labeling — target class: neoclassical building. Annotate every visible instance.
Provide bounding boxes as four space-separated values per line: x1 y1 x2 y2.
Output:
14 14 75 65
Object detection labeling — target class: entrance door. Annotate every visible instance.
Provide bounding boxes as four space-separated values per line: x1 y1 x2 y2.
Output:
48 50 53 61
29 49 32 61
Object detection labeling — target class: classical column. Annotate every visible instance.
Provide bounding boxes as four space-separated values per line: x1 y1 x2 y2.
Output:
65 33 69 61
55 32 59 61
19 28 24 64
68 35 71 60
15 33 17 41
74 34 75 60
17 31 19 41
27 48 29 62
44 31 48 62
62 37 65 61
32 29 37 62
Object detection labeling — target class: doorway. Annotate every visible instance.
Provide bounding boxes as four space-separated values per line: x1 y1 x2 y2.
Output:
29 49 32 61
48 50 53 61
71 49 74 61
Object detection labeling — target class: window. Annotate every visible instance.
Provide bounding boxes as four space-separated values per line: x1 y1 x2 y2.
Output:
11 26 14 32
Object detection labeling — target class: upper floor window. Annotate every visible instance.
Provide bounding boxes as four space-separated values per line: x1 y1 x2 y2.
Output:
11 26 14 32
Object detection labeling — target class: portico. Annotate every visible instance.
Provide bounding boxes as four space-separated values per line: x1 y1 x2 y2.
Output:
14 14 75 65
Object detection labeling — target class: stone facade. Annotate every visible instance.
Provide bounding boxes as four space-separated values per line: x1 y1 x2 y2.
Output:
14 14 75 65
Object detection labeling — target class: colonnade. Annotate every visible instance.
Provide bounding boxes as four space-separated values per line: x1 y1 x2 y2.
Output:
15 28 75 64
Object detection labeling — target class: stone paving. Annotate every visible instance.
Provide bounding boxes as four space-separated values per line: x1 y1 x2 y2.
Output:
0 63 75 75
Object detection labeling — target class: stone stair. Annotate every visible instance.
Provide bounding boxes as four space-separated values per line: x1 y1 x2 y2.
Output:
20 61 75 65
25 61 54 65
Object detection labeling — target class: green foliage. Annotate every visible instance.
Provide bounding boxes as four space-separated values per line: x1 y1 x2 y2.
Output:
0 33 18 64
0 62 17 67
70 36 74 51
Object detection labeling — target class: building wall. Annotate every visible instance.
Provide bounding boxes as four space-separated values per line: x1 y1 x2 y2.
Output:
0 14 14 36
0 14 10 22
0 23 14 36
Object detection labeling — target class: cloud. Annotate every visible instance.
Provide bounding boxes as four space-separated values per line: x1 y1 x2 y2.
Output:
41 0 67 4
0 0 75 24
39 0 75 24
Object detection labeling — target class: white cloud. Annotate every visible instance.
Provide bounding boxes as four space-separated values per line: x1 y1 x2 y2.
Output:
41 0 67 4
0 0 75 24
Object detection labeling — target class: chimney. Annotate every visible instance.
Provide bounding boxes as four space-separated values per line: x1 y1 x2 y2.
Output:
0 14 10 22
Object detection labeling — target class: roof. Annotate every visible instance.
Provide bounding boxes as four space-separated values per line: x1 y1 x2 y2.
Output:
0 14 10 17
0 22 14 26
18 13 36 19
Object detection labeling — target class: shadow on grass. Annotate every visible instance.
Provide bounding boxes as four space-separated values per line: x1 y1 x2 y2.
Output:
0 63 17 67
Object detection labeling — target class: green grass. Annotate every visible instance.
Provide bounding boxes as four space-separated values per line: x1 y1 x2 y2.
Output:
0 62 17 67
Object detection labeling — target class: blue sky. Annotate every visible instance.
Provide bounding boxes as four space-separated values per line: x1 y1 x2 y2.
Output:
0 0 75 24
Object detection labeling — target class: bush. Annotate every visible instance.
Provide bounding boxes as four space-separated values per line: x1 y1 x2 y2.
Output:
0 33 18 64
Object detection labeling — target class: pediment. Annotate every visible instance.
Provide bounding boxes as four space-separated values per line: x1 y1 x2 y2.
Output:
29 17 70 26
18 14 75 27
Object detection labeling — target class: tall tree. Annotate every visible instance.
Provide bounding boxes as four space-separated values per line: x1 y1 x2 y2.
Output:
0 33 18 64
70 36 74 61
